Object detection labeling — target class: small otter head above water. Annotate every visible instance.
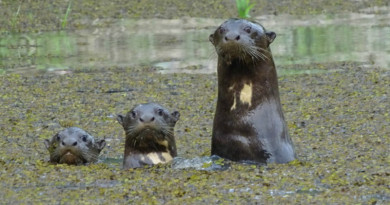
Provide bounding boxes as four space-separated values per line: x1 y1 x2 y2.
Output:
209 18 276 65
44 127 106 165
117 103 180 143
117 103 180 168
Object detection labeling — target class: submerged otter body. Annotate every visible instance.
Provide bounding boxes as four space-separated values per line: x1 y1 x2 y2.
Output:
117 103 180 169
44 127 106 165
210 19 295 164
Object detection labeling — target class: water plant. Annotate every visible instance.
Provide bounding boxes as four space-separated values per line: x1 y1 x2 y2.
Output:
61 0 72 29
11 3 21 32
235 0 255 18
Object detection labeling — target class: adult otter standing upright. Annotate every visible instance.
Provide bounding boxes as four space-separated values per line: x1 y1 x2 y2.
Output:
209 18 295 164
117 103 180 169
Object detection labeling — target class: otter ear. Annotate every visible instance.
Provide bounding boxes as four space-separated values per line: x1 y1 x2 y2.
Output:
171 111 180 122
44 139 51 149
209 34 214 45
95 139 106 151
266 31 276 44
117 114 125 126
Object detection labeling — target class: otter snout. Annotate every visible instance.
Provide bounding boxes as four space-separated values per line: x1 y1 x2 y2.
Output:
61 138 78 147
224 32 240 42
139 114 155 123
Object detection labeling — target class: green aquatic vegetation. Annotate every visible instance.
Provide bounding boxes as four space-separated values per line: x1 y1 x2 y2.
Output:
235 0 255 18
10 3 21 32
0 63 389 203
61 0 72 29
0 0 389 33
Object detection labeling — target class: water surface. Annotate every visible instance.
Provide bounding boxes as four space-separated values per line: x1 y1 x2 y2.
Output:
1 13 389 74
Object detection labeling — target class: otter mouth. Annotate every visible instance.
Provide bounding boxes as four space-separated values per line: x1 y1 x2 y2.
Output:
127 127 168 149
141 127 153 132
132 125 161 136
217 42 269 65
137 128 161 140
59 150 84 165
219 44 254 64
219 43 242 56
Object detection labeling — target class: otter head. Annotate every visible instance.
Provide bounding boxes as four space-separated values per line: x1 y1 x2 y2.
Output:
44 127 106 165
209 18 276 65
117 103 180 152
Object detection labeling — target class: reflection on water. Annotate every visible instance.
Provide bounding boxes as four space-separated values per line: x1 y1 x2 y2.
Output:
172 155 230 171
0 13 389 74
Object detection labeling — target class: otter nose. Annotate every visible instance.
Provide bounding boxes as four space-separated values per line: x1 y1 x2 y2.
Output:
61 138 78 146
139 115 155 123
224 33 240 41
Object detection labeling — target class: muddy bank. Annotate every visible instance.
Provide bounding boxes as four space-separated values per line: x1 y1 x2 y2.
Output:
1 0 389 33
0 62 389 203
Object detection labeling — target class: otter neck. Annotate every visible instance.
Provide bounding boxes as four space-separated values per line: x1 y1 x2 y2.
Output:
124 130 172 154
216 57 280 112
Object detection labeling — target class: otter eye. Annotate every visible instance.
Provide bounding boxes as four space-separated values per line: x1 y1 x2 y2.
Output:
219 27 225 34
82 135 88 142
56 135 61 141
244 26 251 33
157 109 164 116
131 111 136 118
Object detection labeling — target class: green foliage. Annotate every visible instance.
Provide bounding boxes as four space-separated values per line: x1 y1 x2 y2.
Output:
0 0 388 33
0 63 389 203
10 3 21 32
61 0 72 29
235 0 255 18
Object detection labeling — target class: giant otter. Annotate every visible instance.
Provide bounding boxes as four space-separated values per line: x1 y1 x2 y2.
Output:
117 103 180 169
44 127 106 165
209 18 295 164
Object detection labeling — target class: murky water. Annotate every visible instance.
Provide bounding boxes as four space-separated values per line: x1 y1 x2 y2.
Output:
1 13 389 74
172 155 231 171
102 155 230 171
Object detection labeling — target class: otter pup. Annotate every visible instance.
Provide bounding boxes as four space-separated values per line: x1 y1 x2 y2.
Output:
117 103 180 169
209 18 296 164
44 127 106 165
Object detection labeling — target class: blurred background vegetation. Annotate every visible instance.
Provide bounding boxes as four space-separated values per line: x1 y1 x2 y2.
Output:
0 0 388 33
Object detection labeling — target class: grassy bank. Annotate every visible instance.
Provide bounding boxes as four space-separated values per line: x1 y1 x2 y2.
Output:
0 0 388 33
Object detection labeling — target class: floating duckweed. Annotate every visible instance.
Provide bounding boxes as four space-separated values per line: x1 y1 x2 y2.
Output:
0 59 389 203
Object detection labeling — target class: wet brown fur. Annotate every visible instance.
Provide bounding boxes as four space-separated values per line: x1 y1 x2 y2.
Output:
44 127 106 165
210 19 295 164
117 103 180 168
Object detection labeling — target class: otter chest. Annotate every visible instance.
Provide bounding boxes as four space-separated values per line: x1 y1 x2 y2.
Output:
228 82 253 111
